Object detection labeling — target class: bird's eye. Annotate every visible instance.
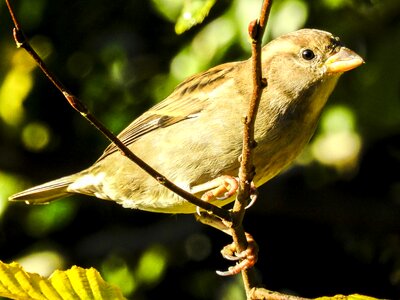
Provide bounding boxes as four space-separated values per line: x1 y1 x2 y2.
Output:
301 49 315 60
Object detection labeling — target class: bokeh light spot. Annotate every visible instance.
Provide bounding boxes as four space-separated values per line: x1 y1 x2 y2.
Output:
102 255 136 296
312 131 362 171
270 0 308 37
25 199 77 237
135 245 167 285
0 172 27 218
320 105 356 133
311 105 362 172
0 52 34 126
22 122 51 152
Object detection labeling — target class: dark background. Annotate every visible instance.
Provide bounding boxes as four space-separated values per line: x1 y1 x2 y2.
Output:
0 0 399 299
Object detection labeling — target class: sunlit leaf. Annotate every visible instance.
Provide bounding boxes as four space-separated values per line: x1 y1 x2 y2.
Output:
175 0 216 34
0 261 126 300
315 294 383 300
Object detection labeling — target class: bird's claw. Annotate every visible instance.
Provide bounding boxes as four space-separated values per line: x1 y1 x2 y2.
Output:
200 175 239 201
216 232 259 276
245 181 258 209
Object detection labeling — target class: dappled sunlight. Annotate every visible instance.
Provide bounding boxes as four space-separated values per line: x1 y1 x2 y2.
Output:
171 17 236 82
192 18 236 64
269 0 308 38
310 105 362 173
101 246 167 297
233 0 263 49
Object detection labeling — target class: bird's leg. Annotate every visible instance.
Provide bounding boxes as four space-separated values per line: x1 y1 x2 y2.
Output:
191 175 255 216
191 175 239 201
196 212 259 276
190 175 258 210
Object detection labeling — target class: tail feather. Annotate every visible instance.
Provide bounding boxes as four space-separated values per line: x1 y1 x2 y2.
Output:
9 175 75 204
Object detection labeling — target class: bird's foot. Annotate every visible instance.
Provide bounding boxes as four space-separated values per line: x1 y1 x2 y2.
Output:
191 175 238 216
216 232 259 276
199 175 239 201
191 175 258 215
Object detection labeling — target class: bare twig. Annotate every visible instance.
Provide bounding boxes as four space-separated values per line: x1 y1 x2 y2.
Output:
4 0 231 221
249 288 311 300
228 0 273 296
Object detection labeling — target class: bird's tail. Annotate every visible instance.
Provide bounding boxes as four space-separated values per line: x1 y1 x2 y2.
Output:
9 175 75 204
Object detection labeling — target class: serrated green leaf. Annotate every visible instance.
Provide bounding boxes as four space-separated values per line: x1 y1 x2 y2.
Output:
175 0 216 34
0 261 126 300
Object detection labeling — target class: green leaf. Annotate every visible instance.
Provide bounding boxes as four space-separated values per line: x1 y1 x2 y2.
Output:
175 0 216 34
0 261 126 300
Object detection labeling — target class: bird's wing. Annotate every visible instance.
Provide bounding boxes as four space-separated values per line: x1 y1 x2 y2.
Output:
97 62 237 161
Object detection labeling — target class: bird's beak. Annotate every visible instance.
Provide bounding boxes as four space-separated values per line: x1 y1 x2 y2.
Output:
324 47 364 74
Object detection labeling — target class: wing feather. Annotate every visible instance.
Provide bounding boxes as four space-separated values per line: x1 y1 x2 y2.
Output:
97 62 237 161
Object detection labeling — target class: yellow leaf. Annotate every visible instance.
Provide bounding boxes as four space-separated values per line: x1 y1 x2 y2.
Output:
0 261 126 300
315 293 383 300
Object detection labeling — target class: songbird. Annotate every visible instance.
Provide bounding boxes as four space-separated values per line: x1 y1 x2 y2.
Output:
9 29 364 215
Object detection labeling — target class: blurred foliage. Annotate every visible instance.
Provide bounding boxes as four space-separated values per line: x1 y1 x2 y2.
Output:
174 0 216 34
0 0 399 299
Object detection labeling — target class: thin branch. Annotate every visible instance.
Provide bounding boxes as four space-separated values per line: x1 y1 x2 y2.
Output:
249 288 311 300
229 0 273 296
4 0 231 222
233 0 272 224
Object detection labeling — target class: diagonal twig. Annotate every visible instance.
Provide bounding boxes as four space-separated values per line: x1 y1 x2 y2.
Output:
4 0 231 221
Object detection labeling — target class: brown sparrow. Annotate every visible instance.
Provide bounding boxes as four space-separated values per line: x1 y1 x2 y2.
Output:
9 29 364 214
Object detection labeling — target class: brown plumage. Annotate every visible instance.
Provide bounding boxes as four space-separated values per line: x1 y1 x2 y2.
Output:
9 29 364 213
